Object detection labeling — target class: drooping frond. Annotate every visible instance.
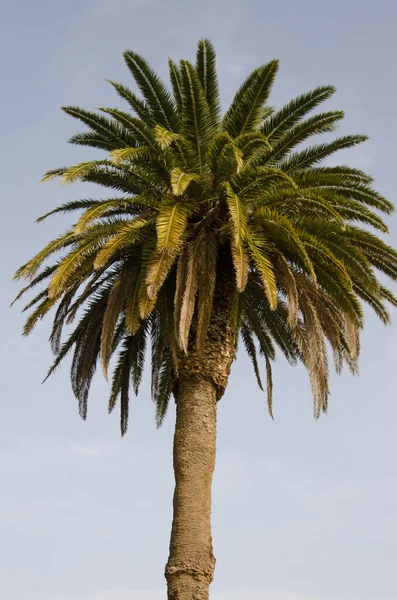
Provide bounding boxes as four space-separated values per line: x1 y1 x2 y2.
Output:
247 233 277 310
15 230 76 279
241 320 264 390
100 274 128 377
226 183 247 246
195 232 219 354
178 244 199 352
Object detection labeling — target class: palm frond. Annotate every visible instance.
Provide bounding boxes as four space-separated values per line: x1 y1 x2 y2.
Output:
196 232 218 354
196 39 221 125
179 60 214 173
226 183 247 246
14 41 397 434
106 79 153 124
123 50 178 131
100 274 128 378
241 320 264 390
178 243 199 352
281 135 368 172
94 218 151 269
262 85 336 140
168 59 183 114
170 168 200 196
247 233 277 310
261 111 344 163
222 60 279 137
156 198 189 250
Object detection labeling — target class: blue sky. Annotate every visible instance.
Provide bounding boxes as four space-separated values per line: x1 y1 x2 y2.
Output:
1 1 397 599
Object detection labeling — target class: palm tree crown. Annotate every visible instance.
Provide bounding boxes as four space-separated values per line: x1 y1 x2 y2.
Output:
14 39 397 434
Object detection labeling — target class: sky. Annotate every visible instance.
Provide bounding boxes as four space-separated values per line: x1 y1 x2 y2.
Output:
1 0 396 599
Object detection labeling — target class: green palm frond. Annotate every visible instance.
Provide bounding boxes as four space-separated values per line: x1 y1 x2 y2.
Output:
99 107 155 146
106 79 153 124
62 106 136 147
247 233 277 310
262 85 336 140
222 60 279 137
74 198 143 233
48 238 98 298
168 59 183 114
179 60 215 173
209 132 243 182
281 135 368 172
153 124 181 150
68 131 121 151
100 274 128 378
261 111 344 163
241 320 264 390
196 39 221 125
123 50 178 131
36 199 105 223
15 40 396 434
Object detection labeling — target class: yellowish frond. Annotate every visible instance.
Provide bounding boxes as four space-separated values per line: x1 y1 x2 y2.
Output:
156 199 189 251
231 240 249 292
59 161 106 186
154 124 181 150
226 183 247 246
94 218 149 269
170 168 199 196
110 147 145 165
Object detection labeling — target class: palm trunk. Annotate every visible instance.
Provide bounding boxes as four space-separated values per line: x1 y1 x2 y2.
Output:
165 375 218 599
165 257 236 599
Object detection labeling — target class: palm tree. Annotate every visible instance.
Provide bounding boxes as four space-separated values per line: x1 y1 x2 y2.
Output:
14 40 397 599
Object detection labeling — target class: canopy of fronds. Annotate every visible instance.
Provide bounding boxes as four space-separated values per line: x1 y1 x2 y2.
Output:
14 40 397 434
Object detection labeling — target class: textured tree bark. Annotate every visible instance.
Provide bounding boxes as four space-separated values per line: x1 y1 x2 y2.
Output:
165 257 236 599
165 375 218 600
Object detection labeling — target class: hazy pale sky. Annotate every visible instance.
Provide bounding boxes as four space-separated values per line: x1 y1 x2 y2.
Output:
1 1 396 599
